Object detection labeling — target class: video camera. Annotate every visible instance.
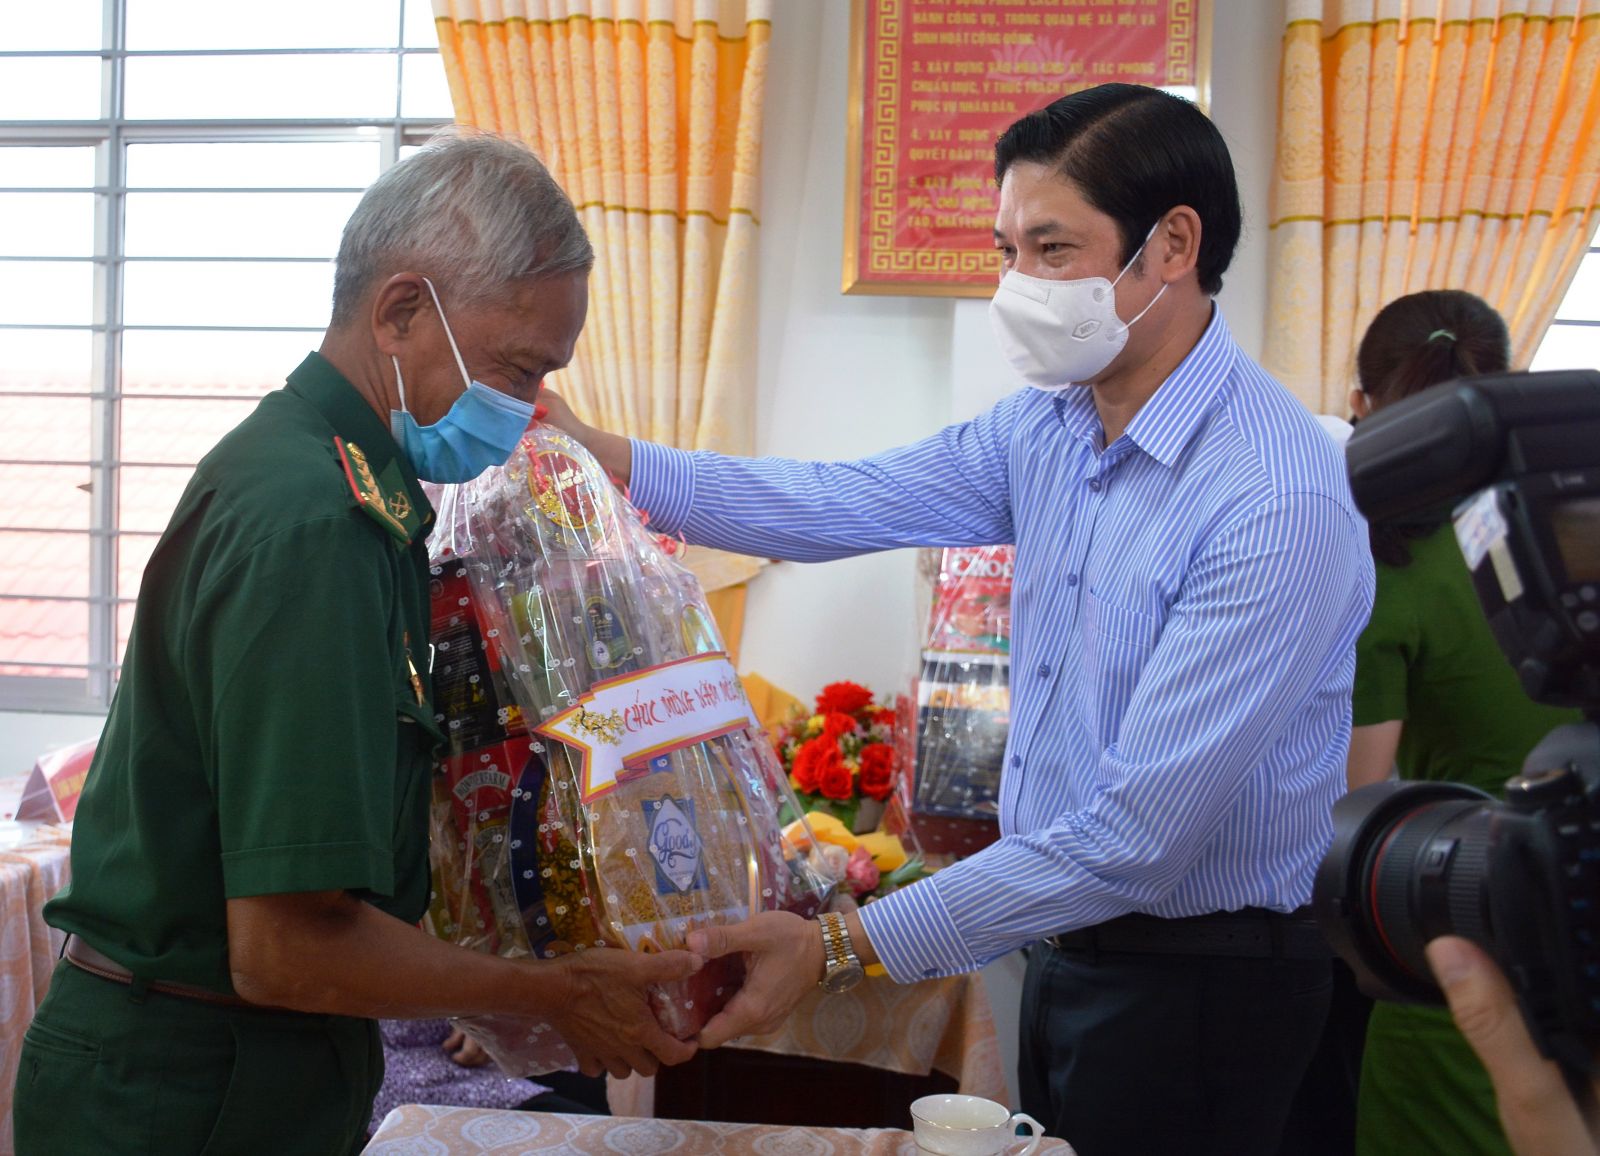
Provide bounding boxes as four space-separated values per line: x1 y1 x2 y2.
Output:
1313 369 1600 1079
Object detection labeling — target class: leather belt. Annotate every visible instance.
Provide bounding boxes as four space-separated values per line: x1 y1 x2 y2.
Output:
64 936 261 1009
1043 906 1331 961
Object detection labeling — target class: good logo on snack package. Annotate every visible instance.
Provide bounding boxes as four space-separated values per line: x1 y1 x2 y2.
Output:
642 794 708 894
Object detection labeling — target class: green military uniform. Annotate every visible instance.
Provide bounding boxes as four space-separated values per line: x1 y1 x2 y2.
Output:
1351 525 1583 1156
14 353 442 1155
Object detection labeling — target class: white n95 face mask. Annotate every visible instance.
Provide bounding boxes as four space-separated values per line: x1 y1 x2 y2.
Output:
987 220 1167 391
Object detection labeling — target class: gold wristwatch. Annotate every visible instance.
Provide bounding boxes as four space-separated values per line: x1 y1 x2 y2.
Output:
817 911 865 994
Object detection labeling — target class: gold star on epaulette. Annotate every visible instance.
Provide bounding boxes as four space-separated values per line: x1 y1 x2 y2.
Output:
335 436 414 545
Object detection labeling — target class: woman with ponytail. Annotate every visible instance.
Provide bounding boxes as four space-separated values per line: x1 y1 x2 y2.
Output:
1345 290 1585 1156
1351 291 1516 568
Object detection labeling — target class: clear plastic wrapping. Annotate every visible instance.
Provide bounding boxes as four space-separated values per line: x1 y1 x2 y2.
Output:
912 546 1014 820
422 425 831 1074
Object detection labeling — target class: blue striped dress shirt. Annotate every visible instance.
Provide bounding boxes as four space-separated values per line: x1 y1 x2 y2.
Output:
630 309 1375 983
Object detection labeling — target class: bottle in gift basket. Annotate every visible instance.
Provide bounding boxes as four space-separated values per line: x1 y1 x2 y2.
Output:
423 424 831 1074
577 565 647 677
911 546 1013 854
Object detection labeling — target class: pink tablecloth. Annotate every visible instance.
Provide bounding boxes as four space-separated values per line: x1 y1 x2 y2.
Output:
0 824 73 1156
608 968 1005 1118
364 1106 1075 1155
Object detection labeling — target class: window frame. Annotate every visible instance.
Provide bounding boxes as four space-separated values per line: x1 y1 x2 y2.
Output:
0 0 448 713
1537 241 1600 367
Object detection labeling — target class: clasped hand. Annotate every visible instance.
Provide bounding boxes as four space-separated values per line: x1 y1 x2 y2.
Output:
540 909 824 1077
542 946 705 1079
686 910 826 1049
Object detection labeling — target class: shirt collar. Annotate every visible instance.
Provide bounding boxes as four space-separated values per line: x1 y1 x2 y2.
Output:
286 351 434 528
1056 387 1102 446
1119 304 1236 468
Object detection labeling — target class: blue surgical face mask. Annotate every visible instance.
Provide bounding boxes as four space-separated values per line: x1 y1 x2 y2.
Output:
389 277 538 484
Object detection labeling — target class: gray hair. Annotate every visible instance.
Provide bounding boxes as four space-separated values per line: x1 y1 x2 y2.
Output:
330 129 593 326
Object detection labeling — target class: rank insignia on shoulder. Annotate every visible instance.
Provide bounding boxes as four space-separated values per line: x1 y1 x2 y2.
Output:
335 436 415 545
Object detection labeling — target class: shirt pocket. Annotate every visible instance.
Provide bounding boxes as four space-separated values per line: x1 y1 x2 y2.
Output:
1083 589 1165 745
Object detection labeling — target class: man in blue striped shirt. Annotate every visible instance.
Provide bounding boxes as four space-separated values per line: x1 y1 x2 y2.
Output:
546 85 1374 1155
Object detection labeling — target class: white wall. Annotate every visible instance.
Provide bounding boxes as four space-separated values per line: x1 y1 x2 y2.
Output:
0 709 102 778
738 0 952 705
738 0 1284 706
1207 1 1283 362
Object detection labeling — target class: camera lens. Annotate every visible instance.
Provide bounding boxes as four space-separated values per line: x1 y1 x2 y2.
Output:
1314 780 1497 1001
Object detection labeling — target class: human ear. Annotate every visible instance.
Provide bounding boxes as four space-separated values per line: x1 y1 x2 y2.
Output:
371 273 431 357
1152 206 1201 284
1349 388 1372 420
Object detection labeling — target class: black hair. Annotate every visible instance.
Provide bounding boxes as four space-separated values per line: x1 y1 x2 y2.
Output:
1356 289 1511 567
993 83 1242 295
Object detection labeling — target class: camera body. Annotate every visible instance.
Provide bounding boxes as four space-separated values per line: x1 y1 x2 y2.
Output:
1345 370 1600 706
1317 369 1600 1071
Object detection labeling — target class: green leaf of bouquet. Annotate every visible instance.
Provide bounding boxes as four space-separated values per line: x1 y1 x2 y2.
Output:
882 857 929 888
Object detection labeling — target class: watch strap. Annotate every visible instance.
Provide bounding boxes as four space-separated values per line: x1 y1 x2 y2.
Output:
819 911 860 980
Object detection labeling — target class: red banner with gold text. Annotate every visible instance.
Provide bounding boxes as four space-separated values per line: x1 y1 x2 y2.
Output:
844 0 1208 297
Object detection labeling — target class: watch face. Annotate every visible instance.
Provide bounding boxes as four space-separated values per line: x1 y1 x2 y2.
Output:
821 961 865 994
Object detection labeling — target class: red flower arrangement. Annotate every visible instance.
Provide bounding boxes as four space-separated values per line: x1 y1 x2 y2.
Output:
774 681 929 904
774 681 900 829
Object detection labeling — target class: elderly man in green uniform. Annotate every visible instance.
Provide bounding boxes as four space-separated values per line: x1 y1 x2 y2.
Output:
12 132 702 1155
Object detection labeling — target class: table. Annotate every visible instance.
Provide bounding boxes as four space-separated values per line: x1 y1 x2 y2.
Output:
609 968 1005 1125
364 1106 1076 1154
604 960 1004 1127
0 821 73 1156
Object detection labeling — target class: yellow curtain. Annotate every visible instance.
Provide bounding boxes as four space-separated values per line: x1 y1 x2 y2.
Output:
432 0 770 594
1265 1 1600 413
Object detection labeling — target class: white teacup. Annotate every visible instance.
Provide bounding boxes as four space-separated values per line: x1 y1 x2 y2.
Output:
910 1094 1043 1156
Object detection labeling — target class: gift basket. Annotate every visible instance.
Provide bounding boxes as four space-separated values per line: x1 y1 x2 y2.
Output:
911 546 1013 825
423 425 831 1073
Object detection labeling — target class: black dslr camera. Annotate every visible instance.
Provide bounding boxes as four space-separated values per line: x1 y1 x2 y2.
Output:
1313 369 1600 1080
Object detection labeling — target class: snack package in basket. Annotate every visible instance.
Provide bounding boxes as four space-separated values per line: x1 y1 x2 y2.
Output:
422 425 831 1075
912 546 1013 820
